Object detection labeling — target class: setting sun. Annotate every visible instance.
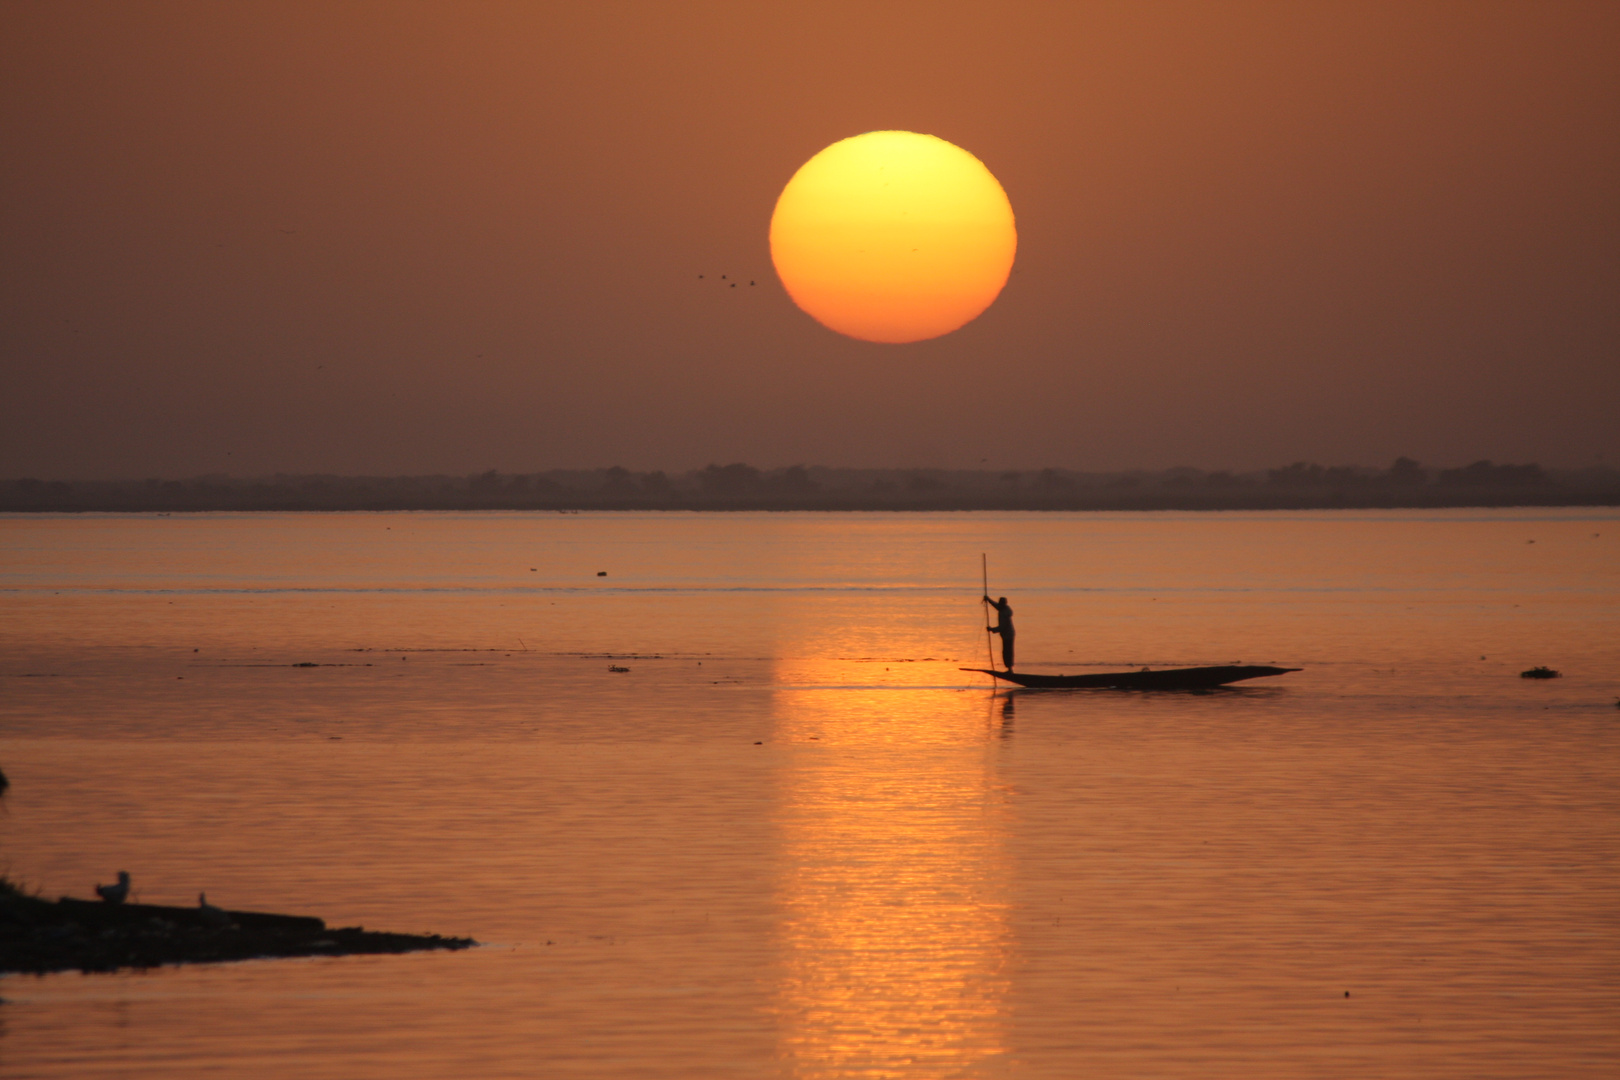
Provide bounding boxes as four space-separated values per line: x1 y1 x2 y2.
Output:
769 131 1016 344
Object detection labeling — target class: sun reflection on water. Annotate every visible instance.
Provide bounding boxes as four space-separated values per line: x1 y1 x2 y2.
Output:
770 656 1013 1078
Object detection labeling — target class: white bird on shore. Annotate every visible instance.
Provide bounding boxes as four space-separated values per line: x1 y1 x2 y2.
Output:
95 871 131 904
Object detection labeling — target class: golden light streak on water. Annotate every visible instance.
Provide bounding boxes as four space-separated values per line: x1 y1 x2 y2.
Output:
768 653 1013 1079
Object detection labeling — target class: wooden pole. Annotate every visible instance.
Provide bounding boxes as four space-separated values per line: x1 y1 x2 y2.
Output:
982 553 995 671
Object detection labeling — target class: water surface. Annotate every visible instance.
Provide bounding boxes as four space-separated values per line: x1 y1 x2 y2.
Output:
2 510 1616 1077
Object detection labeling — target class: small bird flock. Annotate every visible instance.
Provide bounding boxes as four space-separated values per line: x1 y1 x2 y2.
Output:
94 872 232 925
696 273 757 289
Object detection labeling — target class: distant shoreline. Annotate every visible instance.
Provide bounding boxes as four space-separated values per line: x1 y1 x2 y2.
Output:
4 496 1617 513
5 461 1616 514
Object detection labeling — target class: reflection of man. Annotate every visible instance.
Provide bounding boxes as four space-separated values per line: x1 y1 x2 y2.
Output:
983 595 1015 670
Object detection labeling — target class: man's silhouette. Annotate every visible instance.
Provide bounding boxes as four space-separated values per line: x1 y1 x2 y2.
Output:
984 595 1015 670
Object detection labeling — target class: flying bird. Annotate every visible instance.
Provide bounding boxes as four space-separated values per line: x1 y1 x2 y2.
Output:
96 871 131 904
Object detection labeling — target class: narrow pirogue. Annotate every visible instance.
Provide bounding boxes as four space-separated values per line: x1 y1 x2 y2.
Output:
959 664 1300 690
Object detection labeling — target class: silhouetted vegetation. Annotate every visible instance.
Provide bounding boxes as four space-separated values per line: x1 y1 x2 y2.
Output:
2 459 1614 512
1437 460 1548 487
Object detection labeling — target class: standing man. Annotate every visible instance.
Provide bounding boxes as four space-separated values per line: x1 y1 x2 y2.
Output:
984 595 1015 671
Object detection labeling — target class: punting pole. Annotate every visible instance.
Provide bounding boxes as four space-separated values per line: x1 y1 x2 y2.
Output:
981 553 995 672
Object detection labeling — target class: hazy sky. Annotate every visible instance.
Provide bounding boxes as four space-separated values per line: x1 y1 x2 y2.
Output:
3 1 1617 478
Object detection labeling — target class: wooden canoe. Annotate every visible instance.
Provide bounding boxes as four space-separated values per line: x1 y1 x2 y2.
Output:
959 664 1300 690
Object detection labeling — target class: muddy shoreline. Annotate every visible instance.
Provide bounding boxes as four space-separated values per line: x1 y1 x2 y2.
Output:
1 890 475 976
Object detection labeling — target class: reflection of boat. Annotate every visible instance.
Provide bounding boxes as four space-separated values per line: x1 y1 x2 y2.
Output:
960 664 1300 690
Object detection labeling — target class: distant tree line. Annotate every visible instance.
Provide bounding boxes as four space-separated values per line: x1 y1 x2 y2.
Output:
1262 456 1552 488
3 458 1615 512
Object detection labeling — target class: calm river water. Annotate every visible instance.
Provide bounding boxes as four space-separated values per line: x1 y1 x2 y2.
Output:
2 510 1617 1078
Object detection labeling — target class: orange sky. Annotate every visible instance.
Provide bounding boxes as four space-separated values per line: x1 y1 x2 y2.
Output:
2 1 1616 477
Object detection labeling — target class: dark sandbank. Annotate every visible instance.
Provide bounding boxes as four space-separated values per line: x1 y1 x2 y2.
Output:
0 882 474 976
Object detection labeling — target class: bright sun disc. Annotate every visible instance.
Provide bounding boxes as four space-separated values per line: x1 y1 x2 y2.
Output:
770 131 1016 344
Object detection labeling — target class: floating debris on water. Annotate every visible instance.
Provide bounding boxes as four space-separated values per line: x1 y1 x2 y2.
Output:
1521 666 1561 679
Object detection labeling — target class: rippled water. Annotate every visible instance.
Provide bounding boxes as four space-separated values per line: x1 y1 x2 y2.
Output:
2 510 1616 1078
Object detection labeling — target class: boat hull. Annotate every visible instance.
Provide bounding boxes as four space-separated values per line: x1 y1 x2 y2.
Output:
959 664 1300 690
